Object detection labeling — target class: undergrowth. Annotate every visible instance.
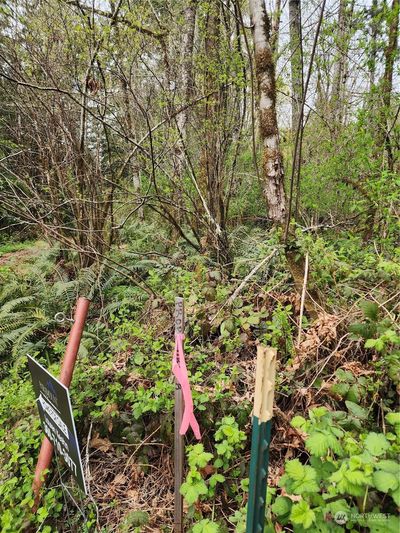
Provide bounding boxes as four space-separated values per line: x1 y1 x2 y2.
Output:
0 228 398 532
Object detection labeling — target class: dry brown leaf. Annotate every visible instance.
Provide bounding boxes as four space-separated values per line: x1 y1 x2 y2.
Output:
112 473 127 485
90 436 113 452
127 489 139 501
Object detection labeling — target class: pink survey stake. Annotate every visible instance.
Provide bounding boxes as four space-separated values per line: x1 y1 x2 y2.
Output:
172 333 201 440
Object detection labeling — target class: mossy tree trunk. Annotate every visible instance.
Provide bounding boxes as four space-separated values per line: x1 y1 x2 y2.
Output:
249 0 286 224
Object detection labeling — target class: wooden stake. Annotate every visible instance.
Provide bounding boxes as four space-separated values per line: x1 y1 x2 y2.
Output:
297 252 309 346
174 297 185 533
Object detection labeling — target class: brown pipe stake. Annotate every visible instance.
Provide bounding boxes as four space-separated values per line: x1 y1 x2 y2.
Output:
32 296 90 510
174 297 185 533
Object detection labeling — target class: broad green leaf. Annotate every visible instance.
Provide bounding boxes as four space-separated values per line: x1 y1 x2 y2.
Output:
285 459 305 481
364 433 390 457
290 500 316 529
180 479 208 505
373 471 398 493
187 444 213 468
192 519 220 533
291 415 307 429
271 496 292 517
375 460 399 475
385 412 400 435
209 473 225 488
293 467 319 494
390 486 400 506
344 469 370 486
306 430 342 456
345 401 368 420
306 431 329 456
331 382 350 398
365 338 377 348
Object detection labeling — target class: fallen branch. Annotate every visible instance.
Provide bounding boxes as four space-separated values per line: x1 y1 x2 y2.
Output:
227 249 277 305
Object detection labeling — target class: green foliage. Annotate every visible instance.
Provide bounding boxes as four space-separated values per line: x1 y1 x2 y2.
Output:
273 407 400 531
181 416 246 524
0 374 64 532
191 519 220 533
214 416 246 468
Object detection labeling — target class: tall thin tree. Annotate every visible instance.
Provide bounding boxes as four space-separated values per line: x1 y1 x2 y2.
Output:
249 0 286 224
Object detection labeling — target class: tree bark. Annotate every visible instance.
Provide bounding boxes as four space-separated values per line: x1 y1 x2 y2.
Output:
330 0 355 127
289 0 303 135
380 0 399 171
249 0 286 224
271 0 282 55
176 0 196 144
173 0 197 221
197 2 231 268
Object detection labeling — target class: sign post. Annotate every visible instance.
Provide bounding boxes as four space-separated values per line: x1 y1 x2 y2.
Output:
174 297 185 533
32 296 89 508
28 355 87 494
246 346 277 533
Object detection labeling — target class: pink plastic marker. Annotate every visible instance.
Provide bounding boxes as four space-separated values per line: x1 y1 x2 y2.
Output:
172 332 201 440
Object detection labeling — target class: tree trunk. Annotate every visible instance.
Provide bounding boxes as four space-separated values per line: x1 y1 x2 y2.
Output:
176 0 196 144
380 0 399 171
271 0 282 55
368 0 379 91
289 0 303 135
197 3 230 268
330 0 355 127
174 0 197 186
249 0 286 224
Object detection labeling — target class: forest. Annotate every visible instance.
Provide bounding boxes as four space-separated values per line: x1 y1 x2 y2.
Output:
0 0 399 531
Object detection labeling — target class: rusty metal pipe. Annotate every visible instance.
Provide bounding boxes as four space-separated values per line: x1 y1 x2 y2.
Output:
32 296 90 509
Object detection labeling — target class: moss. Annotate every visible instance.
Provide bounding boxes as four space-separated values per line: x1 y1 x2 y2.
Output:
255 48 276 102
263 147 281 165
259 108 278 138
255 48 273 75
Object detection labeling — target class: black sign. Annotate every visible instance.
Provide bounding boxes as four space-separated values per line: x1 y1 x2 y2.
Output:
27 355 87 494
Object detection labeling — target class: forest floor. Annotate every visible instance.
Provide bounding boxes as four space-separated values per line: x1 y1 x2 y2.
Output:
0 241 48 268
0 229 399 532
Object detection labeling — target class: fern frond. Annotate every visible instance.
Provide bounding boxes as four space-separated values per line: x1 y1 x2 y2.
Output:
0 296 35 315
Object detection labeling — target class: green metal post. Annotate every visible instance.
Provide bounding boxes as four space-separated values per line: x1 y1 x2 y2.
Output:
246 346 277 533
247 418 272 533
